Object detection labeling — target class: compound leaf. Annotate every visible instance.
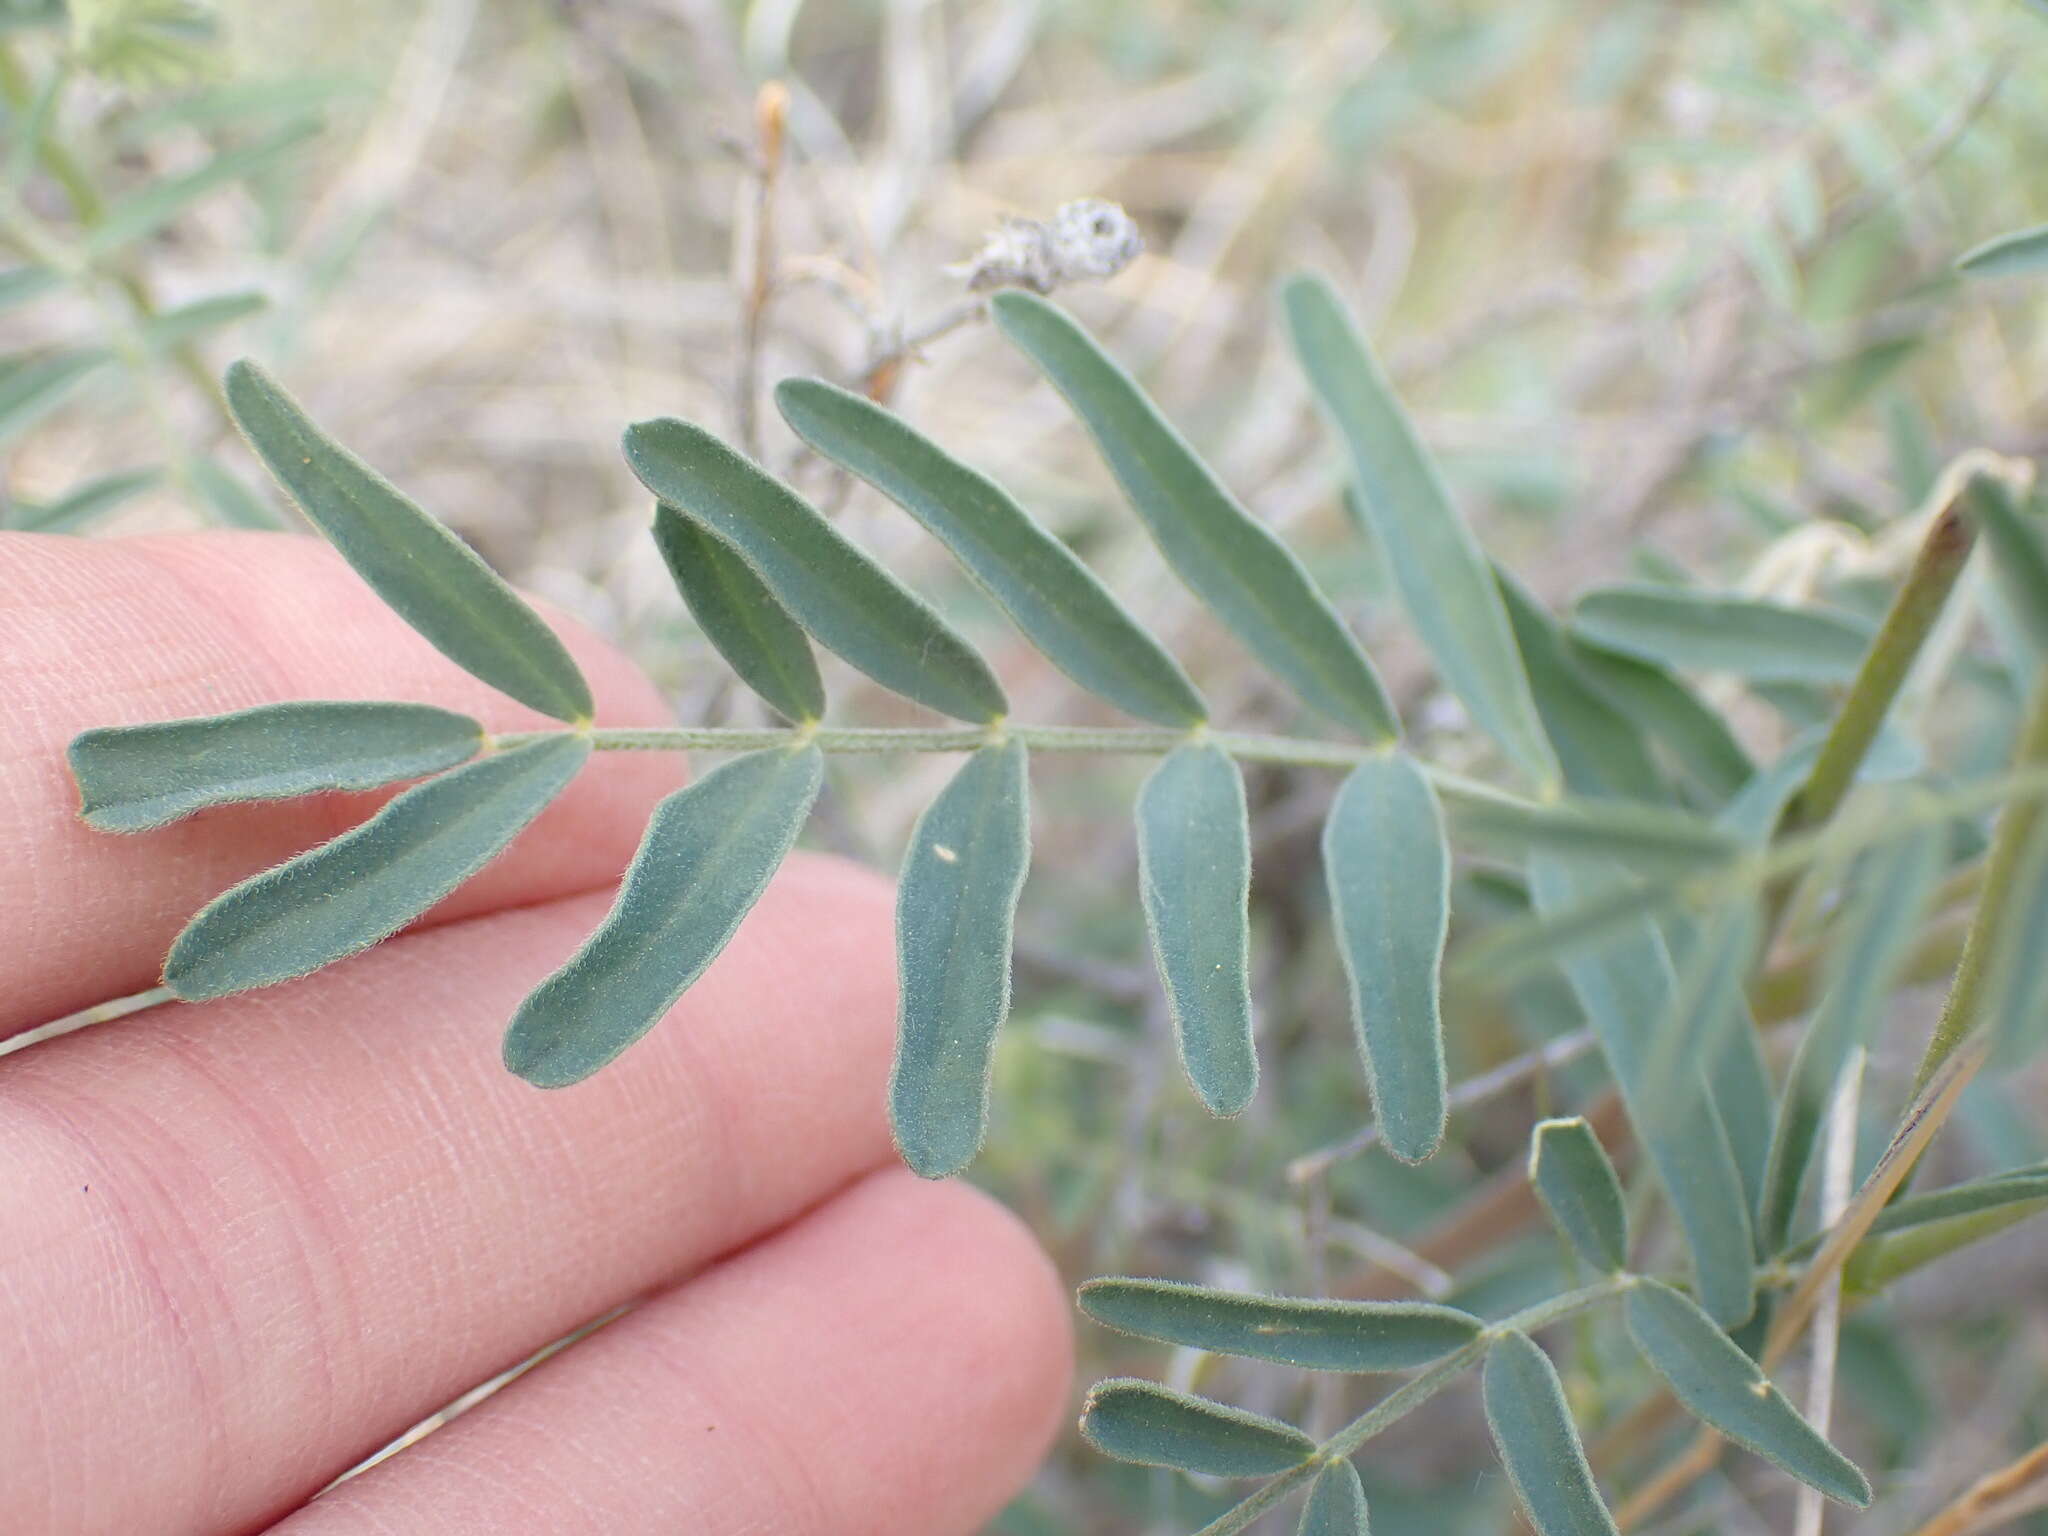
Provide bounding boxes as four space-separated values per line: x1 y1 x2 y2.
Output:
1284 274 1555 786
1078 1277 1481 1371
1324 752 1450 1162
1573 585 1873 684
503 745 822 1087
1482 1331 1619 1536
164 735 589 1000
891 739 1031 1176
1532 855 1756 1325
1957 223 2048 278
1624 1280 1872 1507
1080 1380 1315 1479
990 290 1396 740
1297 1459 1370 1536
653 502 823 724
776 377 1204 726
625 417 1007 722
71 701 483 832
1137 743 1256 1115
225 360 593 722
1530 1117 1629 1272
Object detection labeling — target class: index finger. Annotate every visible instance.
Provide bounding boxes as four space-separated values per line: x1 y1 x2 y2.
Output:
2 530 680 1036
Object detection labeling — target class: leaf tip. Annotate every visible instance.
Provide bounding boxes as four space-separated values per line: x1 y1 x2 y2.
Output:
499 1021 596 1090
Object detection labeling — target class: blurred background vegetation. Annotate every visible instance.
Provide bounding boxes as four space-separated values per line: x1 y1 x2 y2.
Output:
6 0 2048 1531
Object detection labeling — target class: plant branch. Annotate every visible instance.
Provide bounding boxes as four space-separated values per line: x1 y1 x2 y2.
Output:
1904 1438 2048 1536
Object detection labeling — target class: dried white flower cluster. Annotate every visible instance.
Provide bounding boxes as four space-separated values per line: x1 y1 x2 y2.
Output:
949 199 1144 294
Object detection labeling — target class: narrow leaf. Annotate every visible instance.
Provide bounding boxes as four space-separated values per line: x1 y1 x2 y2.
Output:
0 348 111 446
5 466 158 533
1573 585 1874 684
1639 906 1762 1153
141 290 267 352
1080 1380 1315 1478
1957 222 2048 279
1497 567 1664 801
990 290 1396 740
1137 743 1255 1114
225 360 593 722
1297 1459 1370 1536
71 701 483 831
1759 826 1941 1250
164 735 589 1000
891 739 1031 1176
87 121 318 254
1078 1277 1481 1371
1786 1163 2048 1260
1530 1117 1629 1272
1324 752 1449 1162
503 746 823 1087
1991 814 2048 1069
624 417 1007 722
1709 998 1777 1225
1443 782 1738 876
776 377 1205 726
1567 639 1754 804
1970 479 2048 660
1482 1331 1619 1536
1624 1280 1872 1507
653 502 823 724
1283 274 1555 784
1531 855 1756 1324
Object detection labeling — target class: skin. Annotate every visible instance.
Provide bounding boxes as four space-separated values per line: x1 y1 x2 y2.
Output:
0 532 1073 1536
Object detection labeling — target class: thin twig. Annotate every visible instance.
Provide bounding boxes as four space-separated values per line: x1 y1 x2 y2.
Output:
734 81 788 457
1904 1438 2048 1536
0 985 177 1060
1793 1049 1864 1536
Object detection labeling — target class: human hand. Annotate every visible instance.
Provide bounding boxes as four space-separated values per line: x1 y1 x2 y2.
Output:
0 532 1071 1536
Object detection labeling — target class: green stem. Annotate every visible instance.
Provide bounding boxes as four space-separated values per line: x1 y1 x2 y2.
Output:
1911 674 2048 1092
1778 484 1978 839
